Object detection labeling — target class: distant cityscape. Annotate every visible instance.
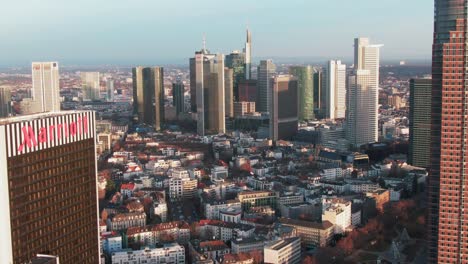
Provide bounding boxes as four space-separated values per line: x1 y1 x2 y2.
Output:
0 1 464 264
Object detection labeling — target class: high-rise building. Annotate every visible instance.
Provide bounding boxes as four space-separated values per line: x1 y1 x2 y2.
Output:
408 79 431 168
313 70 325 119
289 66 314 121
257 60 276 113
270 75 298 141
0 88 11 118
22 62 61 114
244 28 252 80
189 57 197 113
225 68 234 118
132 67 165 130
234 101 256 117
106 78 114 102
195 52 226 136
346 38 382 147
324 60 346 119
225 51 245 101
172 82 185 116
0 111 100 264
81 72 100 100
428 1 468 263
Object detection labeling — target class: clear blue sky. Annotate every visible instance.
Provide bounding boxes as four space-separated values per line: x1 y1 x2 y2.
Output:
0 0 433 66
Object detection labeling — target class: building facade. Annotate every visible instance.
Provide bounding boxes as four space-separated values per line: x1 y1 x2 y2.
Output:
0 111 100 264
324 60 346 119
195 52 226 136
270 75 298 141
428 1 468 263
173 82 185 116
225 68 234 118
81 72 100 100
0 87 11 118
257 60 276 113
408 78 431 168
346 38 382 147
132 67 165 130
289 66 314 121
264 237 301 264
23 62 61 114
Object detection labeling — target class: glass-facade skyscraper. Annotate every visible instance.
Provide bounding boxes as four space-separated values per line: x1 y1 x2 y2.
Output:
289 66 314 121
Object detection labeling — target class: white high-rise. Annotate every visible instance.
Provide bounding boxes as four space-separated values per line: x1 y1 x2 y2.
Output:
346 38 382 147
81 72 101 100
22 62 61 114
244 28 252 80
324 60 346 119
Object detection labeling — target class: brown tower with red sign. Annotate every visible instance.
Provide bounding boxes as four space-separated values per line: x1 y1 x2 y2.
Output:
0 111 100 264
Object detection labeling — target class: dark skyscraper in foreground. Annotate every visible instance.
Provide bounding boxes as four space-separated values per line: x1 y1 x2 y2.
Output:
257 60 276 113
132 67 165 130
0 111 100 264
408 78 431 168
428 1 468 263
0 87 11 118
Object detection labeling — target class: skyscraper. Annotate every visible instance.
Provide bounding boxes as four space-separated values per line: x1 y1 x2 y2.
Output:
257 60 276 113
22 62 61 114
244 28 252 80
225 68 234 118
172 82 185 116
408 78 431 168
289 66 314 121
313 70 325 119
270 75 298 141
0 111 100 264
428 1 468 263
324 60 346 119
81 72 100 100
0 87 11 118
195 52 226 136
106 78 114 102
346 38 382 147
132 67 165 130
225 51 245 101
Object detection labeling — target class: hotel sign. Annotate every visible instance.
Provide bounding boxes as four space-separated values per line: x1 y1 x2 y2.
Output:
4 111 95 157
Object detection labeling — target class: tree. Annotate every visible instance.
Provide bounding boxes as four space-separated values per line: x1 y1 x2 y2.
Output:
105 179 117 199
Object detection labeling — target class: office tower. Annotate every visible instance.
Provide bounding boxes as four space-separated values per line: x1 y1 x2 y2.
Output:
132 67 165 130
172 82 185 116
408 79 431 168
270 75 298 141
244 28 252 80
257 60 276 113
0 88 11 118
289 66 314 121
0 111 100 264
195 52 226 136
346 38 382 147
225 51 246 101
238 80 257 103
224 68 234 118
313 70 325 119
23 62 60 114
428 1 468 263
189 57 197 112
106 78 114 102
324 60 346 119
81 72 100 100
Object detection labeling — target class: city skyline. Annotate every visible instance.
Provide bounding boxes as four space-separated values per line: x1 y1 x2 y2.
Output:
0 0 432 66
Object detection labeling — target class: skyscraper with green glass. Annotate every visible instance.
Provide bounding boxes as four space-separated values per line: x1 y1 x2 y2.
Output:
289 66 314 121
